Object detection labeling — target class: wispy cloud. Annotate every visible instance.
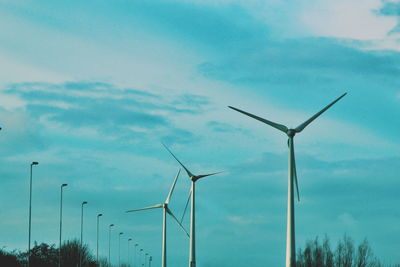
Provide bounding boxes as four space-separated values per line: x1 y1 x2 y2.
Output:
5 81 211 133
378 1 400 34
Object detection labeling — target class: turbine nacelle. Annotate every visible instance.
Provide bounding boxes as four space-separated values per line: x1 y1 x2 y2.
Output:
162 142 223 184
286 129 296 137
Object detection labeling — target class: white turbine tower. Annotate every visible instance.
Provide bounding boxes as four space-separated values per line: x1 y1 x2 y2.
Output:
126 169 189 267
162 143 223 267
229 93 346 267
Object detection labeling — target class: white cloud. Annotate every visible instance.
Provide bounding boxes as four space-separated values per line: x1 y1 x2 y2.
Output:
0 91 26 110
228 215 268 225
338 212 357 226
300 0 397 40
295 0 400 51
0 53 68 86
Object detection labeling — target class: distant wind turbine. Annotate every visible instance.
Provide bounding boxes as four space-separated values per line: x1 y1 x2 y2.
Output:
162 143 223 267
126 169 189 267
229 93 346 267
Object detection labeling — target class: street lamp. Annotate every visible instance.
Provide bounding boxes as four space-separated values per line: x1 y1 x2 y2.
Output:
149 256 152 267
145 253 148 267
28 161 39 267
139 249 143 267
134 244 138 267
59 183 68 267
128 238 132 267
108 224 114 267
119 232 124 267
80 201 88 267
96 213 103 263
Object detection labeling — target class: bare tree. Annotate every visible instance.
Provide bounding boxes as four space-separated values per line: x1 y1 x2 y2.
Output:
297 234 386 267
335 234 354 267
322 235 334 267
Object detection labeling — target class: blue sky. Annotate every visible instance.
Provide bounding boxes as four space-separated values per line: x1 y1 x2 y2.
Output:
0 0 399 266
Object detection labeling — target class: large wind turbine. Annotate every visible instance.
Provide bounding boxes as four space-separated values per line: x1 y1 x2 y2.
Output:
126 169 189 267
229 93 346 267
162 143 223 267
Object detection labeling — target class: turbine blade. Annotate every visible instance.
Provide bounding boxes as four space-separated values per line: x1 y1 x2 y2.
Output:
180 190 191 223
165 169 181 204
294 93 347 133
228 106 288 133
126 203 163 213
195 171 225 181
290 139 300 202
166 207 190 238
162 143 195 178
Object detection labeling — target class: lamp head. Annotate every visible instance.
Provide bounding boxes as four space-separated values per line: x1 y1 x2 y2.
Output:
97 213 103 217
82 201 88 205
61 183 68 187
119 232 123 235
128 238 132 241
31 161 39 166
109 224 114 227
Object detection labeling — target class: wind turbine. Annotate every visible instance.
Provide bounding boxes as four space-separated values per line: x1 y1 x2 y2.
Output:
162 143 223 267
126 169 189 267
228 93 346 267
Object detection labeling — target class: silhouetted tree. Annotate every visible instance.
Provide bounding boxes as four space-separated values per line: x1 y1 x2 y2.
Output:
31 242 58 267
0 249 20 267
17 242 58 267
5 239 98 267
60 239 97 267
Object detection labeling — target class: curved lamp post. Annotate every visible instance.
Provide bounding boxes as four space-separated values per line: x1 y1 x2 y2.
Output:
28 161 39 267
139 249 143 267
108 224 114 267
96 213 103 262
59 183 68 267
119 232 124 267
128 238 132 266
134 244 138 267
80 201 88 267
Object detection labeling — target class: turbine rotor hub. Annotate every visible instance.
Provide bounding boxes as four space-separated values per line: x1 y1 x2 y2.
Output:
287 129 296 137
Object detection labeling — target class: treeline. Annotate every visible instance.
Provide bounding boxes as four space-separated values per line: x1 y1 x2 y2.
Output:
296 234 399 267
0 239 109 267
2 235 399 267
